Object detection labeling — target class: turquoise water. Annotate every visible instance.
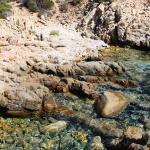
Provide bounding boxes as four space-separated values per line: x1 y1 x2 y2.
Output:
0 47 150 150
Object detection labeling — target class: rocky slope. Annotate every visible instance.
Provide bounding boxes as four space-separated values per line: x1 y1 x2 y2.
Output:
0 1 127 116
0 1 149 149
77 0 150 50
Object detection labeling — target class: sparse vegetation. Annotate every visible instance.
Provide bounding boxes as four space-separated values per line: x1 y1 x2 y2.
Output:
23 0 54 12
0 3 12 19
38 0 54 9
72 0 81 6
97 0 114 3
37 10 46 17
50 30 59 36
99 0 103 3
59 3 68 12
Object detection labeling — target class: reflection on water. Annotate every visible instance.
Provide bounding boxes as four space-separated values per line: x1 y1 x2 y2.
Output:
0 47 150 150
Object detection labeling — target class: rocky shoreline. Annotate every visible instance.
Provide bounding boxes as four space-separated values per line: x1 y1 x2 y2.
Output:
0 1 150 150
77 0 150 50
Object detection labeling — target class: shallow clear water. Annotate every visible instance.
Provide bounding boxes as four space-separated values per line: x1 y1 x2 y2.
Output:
0 47 150 150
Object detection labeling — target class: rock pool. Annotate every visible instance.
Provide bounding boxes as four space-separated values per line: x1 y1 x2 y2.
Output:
0 47 150 150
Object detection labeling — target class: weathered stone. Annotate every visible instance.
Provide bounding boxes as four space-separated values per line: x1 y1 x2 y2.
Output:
78 76 137 86
96 91 129 117
72 131 87 143
85 54 102 61
78 75 99 83
32 61 126 77
56 81 69 93
117 132 150 150
15 137 26 147
0 41 9 46
58 111 123 138
89 136 105 150
40 121 67 136
43 93 56 113
24 41 50 47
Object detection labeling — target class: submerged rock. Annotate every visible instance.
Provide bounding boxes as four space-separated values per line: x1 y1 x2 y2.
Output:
56 78 99 99
40 121 67 136
116 132 150 150
89 136 105 150
96 91 129 117
58 111 123 138
72 131 88 144
79 75 138 86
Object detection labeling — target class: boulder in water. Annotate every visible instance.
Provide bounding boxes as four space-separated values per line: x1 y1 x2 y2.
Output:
96 91 129 117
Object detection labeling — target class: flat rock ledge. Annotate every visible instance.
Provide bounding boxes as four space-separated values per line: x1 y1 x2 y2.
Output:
78 75 138 86
30 61 126 77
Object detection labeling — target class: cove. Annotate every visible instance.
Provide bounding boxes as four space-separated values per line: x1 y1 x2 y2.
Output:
0 47 150 150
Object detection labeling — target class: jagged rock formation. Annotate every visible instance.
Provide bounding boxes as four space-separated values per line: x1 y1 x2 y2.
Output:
78 0 150 50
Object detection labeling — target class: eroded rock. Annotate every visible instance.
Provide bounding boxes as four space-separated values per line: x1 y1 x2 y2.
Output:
96 91 129 117
40 121 67 136
117 132 150 150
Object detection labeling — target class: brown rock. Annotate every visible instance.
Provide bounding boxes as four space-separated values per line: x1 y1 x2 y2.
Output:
15 137 26 147
83 88 99 99
56 81 69 93
43 93 56 113
117 132 150 150
40 121 67 136
78 75 99 83
96 91 129 117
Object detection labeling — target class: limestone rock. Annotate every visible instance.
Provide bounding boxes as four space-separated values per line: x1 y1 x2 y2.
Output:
96 91 129 117
24 41 50 47
0 41 9 46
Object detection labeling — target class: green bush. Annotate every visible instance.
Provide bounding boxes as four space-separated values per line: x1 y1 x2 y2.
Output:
0 3 12 11
107 0 114 3
37 10 45 17
72 0 81 6
99 0 103 3
50 30 59 36
38 0 54 9
59 3 68 12
23 0 54 11
0 3 12 19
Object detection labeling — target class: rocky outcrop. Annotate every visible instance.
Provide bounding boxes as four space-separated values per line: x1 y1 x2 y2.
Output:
58 111 123 138
0 70 99 116
56 78 99 99
0 80 50 116
79 0 150 50
96 91 129 117
78 75 138 86
84 54 102 61
117 132 150 150
31 61 126 77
